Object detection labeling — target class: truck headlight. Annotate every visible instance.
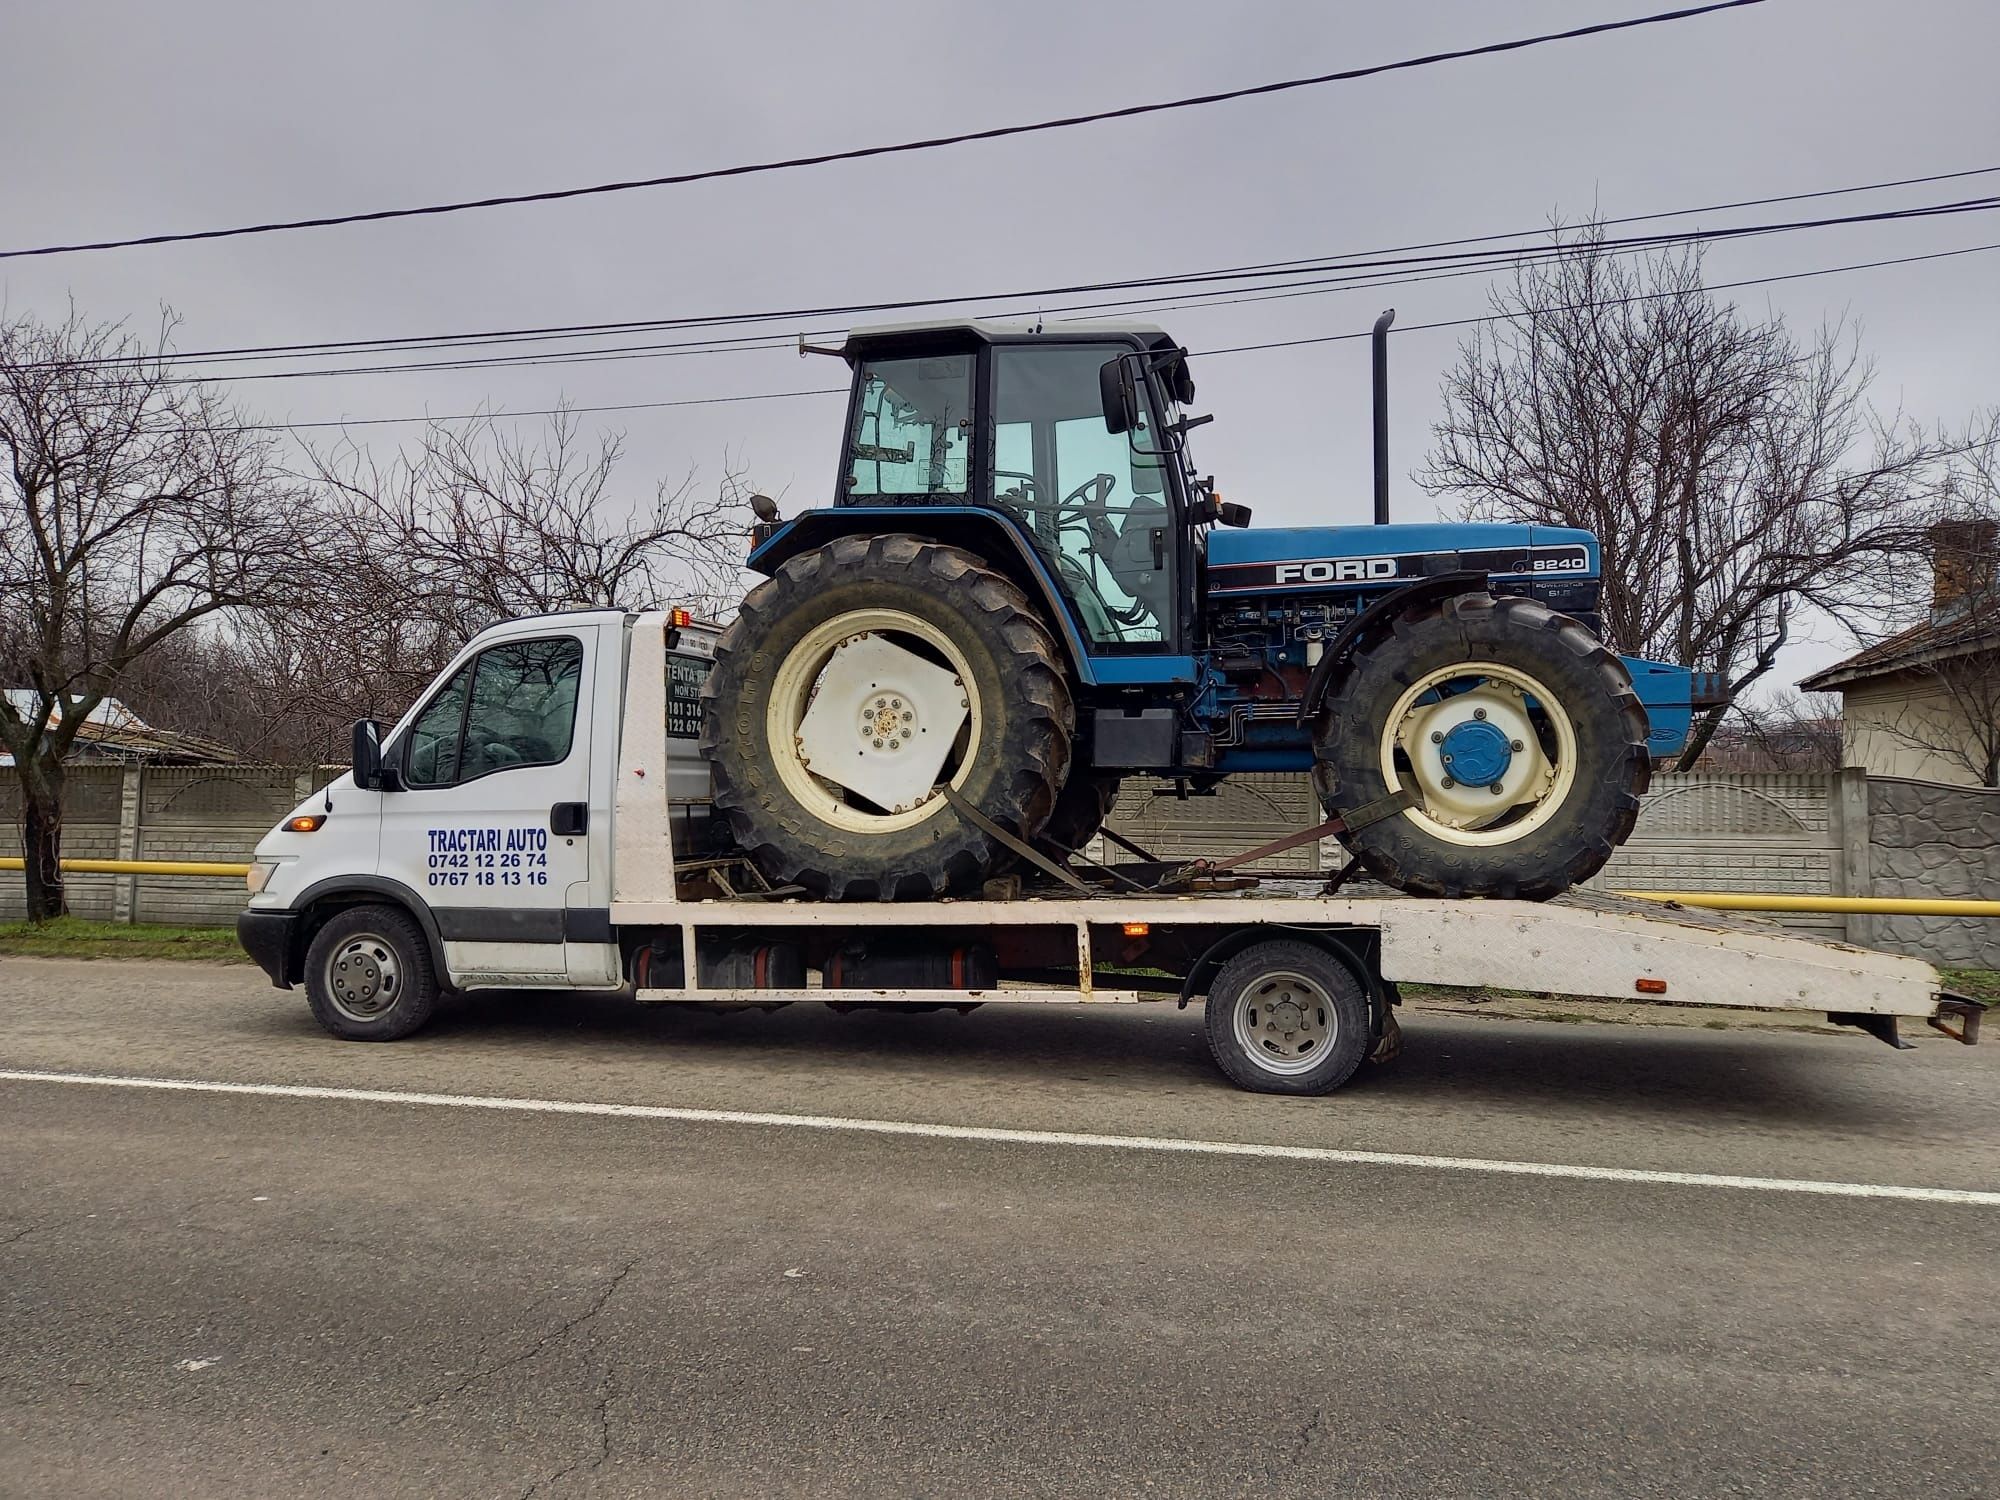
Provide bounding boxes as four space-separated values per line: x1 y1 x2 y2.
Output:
245 860 276 895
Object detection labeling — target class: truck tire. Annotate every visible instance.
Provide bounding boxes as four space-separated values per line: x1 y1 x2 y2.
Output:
1312 592 1650 901
702 534 1075 900
1203 939 1372 1095
302 904 439 1041
1040 775 1120 852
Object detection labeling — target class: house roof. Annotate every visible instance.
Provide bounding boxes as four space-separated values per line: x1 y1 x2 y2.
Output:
0 691 238 765
1799 611 2000 692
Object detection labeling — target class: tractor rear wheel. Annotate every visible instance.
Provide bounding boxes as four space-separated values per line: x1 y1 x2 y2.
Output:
1312 592 1650 900
1040 775 1120 853
701 535 1074 900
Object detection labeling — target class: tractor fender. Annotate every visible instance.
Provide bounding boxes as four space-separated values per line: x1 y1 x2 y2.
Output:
1295 569 1490 726
748 507 1098 684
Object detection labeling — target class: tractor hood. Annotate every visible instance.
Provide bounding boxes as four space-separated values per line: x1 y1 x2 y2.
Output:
1207 522 1599 596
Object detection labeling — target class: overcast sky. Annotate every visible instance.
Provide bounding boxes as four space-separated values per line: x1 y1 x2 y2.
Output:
6 0 1997 688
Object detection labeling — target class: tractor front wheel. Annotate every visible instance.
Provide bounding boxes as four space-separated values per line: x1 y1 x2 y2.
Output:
701 535 1075 900
1313 592 1650 900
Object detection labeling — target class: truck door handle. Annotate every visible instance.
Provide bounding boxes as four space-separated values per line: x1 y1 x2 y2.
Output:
550 802 589 836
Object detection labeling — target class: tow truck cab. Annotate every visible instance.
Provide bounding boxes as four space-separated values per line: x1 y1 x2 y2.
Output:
237 608 719 994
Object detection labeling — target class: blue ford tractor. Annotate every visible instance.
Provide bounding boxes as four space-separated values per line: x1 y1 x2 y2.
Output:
702 317 1696 901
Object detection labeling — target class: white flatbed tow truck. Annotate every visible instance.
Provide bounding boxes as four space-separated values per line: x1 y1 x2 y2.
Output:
237 609 1980 1095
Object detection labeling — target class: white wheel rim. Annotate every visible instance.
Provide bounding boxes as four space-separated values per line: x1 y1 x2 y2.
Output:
767 609 980 834
1379 662 1578 847
1231 970 1337 1076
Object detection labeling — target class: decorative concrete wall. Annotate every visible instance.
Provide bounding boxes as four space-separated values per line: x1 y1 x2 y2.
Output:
0 765 337 925
4 764 1995 976
1865 777 2000 969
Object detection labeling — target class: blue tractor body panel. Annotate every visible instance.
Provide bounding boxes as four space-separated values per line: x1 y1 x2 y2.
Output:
1207 521 1599 594
1203 519 1692 763
1625 659 1695 760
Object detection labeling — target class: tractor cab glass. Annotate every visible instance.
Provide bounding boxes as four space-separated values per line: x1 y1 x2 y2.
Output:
990 344 1174 649
844 354 973 500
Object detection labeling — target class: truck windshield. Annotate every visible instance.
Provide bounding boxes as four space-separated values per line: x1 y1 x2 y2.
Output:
844 355 972 500
990 344 1172 649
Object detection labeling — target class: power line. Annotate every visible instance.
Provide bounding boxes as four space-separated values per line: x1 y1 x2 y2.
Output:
261 238 2000 430
245 386 846 433
138 194 2000 385
1196 239 2000 356
0 1 1768 262
48 159 2000 374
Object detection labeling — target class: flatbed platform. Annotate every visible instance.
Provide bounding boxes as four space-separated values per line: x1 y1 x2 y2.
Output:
621 883 1951 1023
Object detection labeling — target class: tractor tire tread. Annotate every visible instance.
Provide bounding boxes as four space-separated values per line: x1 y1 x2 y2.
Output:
703 535 1073 901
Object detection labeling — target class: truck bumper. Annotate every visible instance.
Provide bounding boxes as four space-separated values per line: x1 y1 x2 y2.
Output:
236 909 297 989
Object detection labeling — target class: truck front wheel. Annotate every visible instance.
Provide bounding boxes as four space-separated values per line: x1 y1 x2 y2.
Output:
302 905 440 1041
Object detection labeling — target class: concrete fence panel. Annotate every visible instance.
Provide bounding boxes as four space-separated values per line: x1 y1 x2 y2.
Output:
2 762 1992 974
1866 778 2000 970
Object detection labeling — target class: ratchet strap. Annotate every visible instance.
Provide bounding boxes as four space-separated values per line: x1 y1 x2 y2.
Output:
941 787 1091 893
1171 789 1414 882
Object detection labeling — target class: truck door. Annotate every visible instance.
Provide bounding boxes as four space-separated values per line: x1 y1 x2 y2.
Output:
378 624 598 988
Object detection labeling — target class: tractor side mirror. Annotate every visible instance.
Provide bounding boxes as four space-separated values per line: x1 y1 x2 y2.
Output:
1099 356 1138 436
351 719 384 790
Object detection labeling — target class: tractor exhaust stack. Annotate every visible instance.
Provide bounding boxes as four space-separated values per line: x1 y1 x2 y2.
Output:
1372 308 1395 525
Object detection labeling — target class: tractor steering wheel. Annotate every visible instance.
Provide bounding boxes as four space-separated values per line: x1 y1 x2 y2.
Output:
1057 473 1123 565
1057 473 1118 525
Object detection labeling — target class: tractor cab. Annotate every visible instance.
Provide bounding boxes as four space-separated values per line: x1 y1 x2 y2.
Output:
825 319 1217 676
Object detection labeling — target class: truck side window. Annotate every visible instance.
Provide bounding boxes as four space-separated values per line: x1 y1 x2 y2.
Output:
403 637 584 788
405 663 473 787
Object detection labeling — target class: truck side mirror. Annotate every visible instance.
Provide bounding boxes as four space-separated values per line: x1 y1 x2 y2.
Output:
1099 356 1138 436
351 718 384 790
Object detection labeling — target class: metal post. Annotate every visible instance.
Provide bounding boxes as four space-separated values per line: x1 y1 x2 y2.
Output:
1371 309 1395 525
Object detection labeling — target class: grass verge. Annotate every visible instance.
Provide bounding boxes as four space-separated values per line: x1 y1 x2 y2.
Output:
1941 968 2000 1005
0 917 245 962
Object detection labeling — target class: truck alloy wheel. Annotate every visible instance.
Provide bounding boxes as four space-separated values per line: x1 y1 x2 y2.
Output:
1314 592 1650 901
702 534 1074 900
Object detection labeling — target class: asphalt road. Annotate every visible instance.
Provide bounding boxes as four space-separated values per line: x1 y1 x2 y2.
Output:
2 956 1997 1498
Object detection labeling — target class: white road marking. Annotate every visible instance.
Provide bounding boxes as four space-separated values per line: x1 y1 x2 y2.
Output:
3 1066 1995 1206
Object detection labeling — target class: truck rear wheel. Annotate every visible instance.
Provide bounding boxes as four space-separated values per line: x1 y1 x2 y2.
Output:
702 534 1075 900
1203 940 1372 1095
1312 592 1650 900
302 905 439 1041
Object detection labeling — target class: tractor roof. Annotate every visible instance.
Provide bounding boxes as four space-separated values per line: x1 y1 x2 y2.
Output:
840 317 1178 360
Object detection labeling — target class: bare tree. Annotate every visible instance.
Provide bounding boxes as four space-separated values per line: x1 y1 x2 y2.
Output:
231 410 753 760
0 307 316 919
1420 226 1937 767
1703 690 1843 772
